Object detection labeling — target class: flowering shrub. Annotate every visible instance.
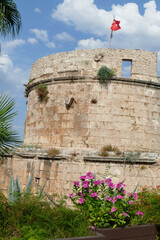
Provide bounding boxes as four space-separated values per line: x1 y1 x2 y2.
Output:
70 172 143 228
133 186 160 236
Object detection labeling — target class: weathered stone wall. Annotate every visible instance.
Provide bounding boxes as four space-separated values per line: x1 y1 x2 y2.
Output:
30 49 157 81
0 149 160 198
24 48 159 152
1 48 160 199
24 78 160 152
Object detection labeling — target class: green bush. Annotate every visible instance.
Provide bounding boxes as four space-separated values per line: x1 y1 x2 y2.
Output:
133 186 160 237
0 192 92 239
97 66 115 84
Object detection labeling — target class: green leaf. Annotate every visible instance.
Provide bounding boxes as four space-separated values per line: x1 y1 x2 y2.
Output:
15 177 21 195
0 93 21 160
0 0 21 37
25 169 34 194
8 174 15 202
38 179 47 198
43 191 58 206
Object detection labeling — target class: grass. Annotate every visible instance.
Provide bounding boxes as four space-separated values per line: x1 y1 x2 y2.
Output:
100 144 121 157
0 192 92 240
1 184 160 239
47 148 60 158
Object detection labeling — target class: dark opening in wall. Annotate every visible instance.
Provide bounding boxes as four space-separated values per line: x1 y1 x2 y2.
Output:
122 59 132 78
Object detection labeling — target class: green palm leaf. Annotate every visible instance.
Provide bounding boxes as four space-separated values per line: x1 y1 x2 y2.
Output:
0 0 21 37
0 93 21 160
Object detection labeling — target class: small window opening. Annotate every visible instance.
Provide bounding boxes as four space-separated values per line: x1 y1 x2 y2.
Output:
122 60 132 78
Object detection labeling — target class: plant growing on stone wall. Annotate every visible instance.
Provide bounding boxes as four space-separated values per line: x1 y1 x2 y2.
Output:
100 145 121 157
97 66 115 84
122 152 140 164
36 83 49 102
47 148 60 158
28 78 33 84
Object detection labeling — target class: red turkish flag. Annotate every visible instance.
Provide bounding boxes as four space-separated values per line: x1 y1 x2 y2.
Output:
111 19 121 31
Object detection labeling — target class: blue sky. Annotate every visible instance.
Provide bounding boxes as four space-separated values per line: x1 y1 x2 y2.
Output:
0 0 160 140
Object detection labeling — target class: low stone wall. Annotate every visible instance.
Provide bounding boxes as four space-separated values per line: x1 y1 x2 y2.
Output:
0 148 160 198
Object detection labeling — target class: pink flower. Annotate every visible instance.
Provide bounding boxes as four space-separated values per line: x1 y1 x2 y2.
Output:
116 194 124 199
134 193 138 200
106 196 112 202
83 183 88 188
101 180 105 184
86 172 92 176
105 178 112 183
112 197 117 204
111 206 116 212
122 212 128 217
129 193 137 199
123 190 127 195
93 180 101 185
108 182 115 189
82 180 88 184
116 182 126 190
74 181 79 187
79 198 86 204
80 175 86 180
136 211 144 216
88 175 95 179
69 194 74 198
129 201 133 205
90 193 98 197
89 190 92 193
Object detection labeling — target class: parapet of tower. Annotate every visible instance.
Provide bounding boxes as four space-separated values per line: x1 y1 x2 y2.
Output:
24 48 160 153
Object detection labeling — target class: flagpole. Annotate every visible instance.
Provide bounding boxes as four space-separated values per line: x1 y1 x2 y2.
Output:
109 30 113 48
109 15 115 49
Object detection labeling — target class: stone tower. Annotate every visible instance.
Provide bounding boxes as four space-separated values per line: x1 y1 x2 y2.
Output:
24 48 160 153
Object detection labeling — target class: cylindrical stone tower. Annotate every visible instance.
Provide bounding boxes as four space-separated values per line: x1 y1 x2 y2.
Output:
24 48 160 153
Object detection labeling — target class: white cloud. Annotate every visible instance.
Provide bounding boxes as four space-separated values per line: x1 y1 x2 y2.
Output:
27 37 38 44
0 54 29 92
30 28 56 48
34 7 41 13
45 41 56 48
56 32 75 41
76 37 107 49
0 55 13 70
52 0 160 50
52 0 109 36
1 39 25 54
30 28 49 42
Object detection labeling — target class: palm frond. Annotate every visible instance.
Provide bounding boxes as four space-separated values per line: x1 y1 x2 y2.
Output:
0 0 21 37
0 93 21 160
